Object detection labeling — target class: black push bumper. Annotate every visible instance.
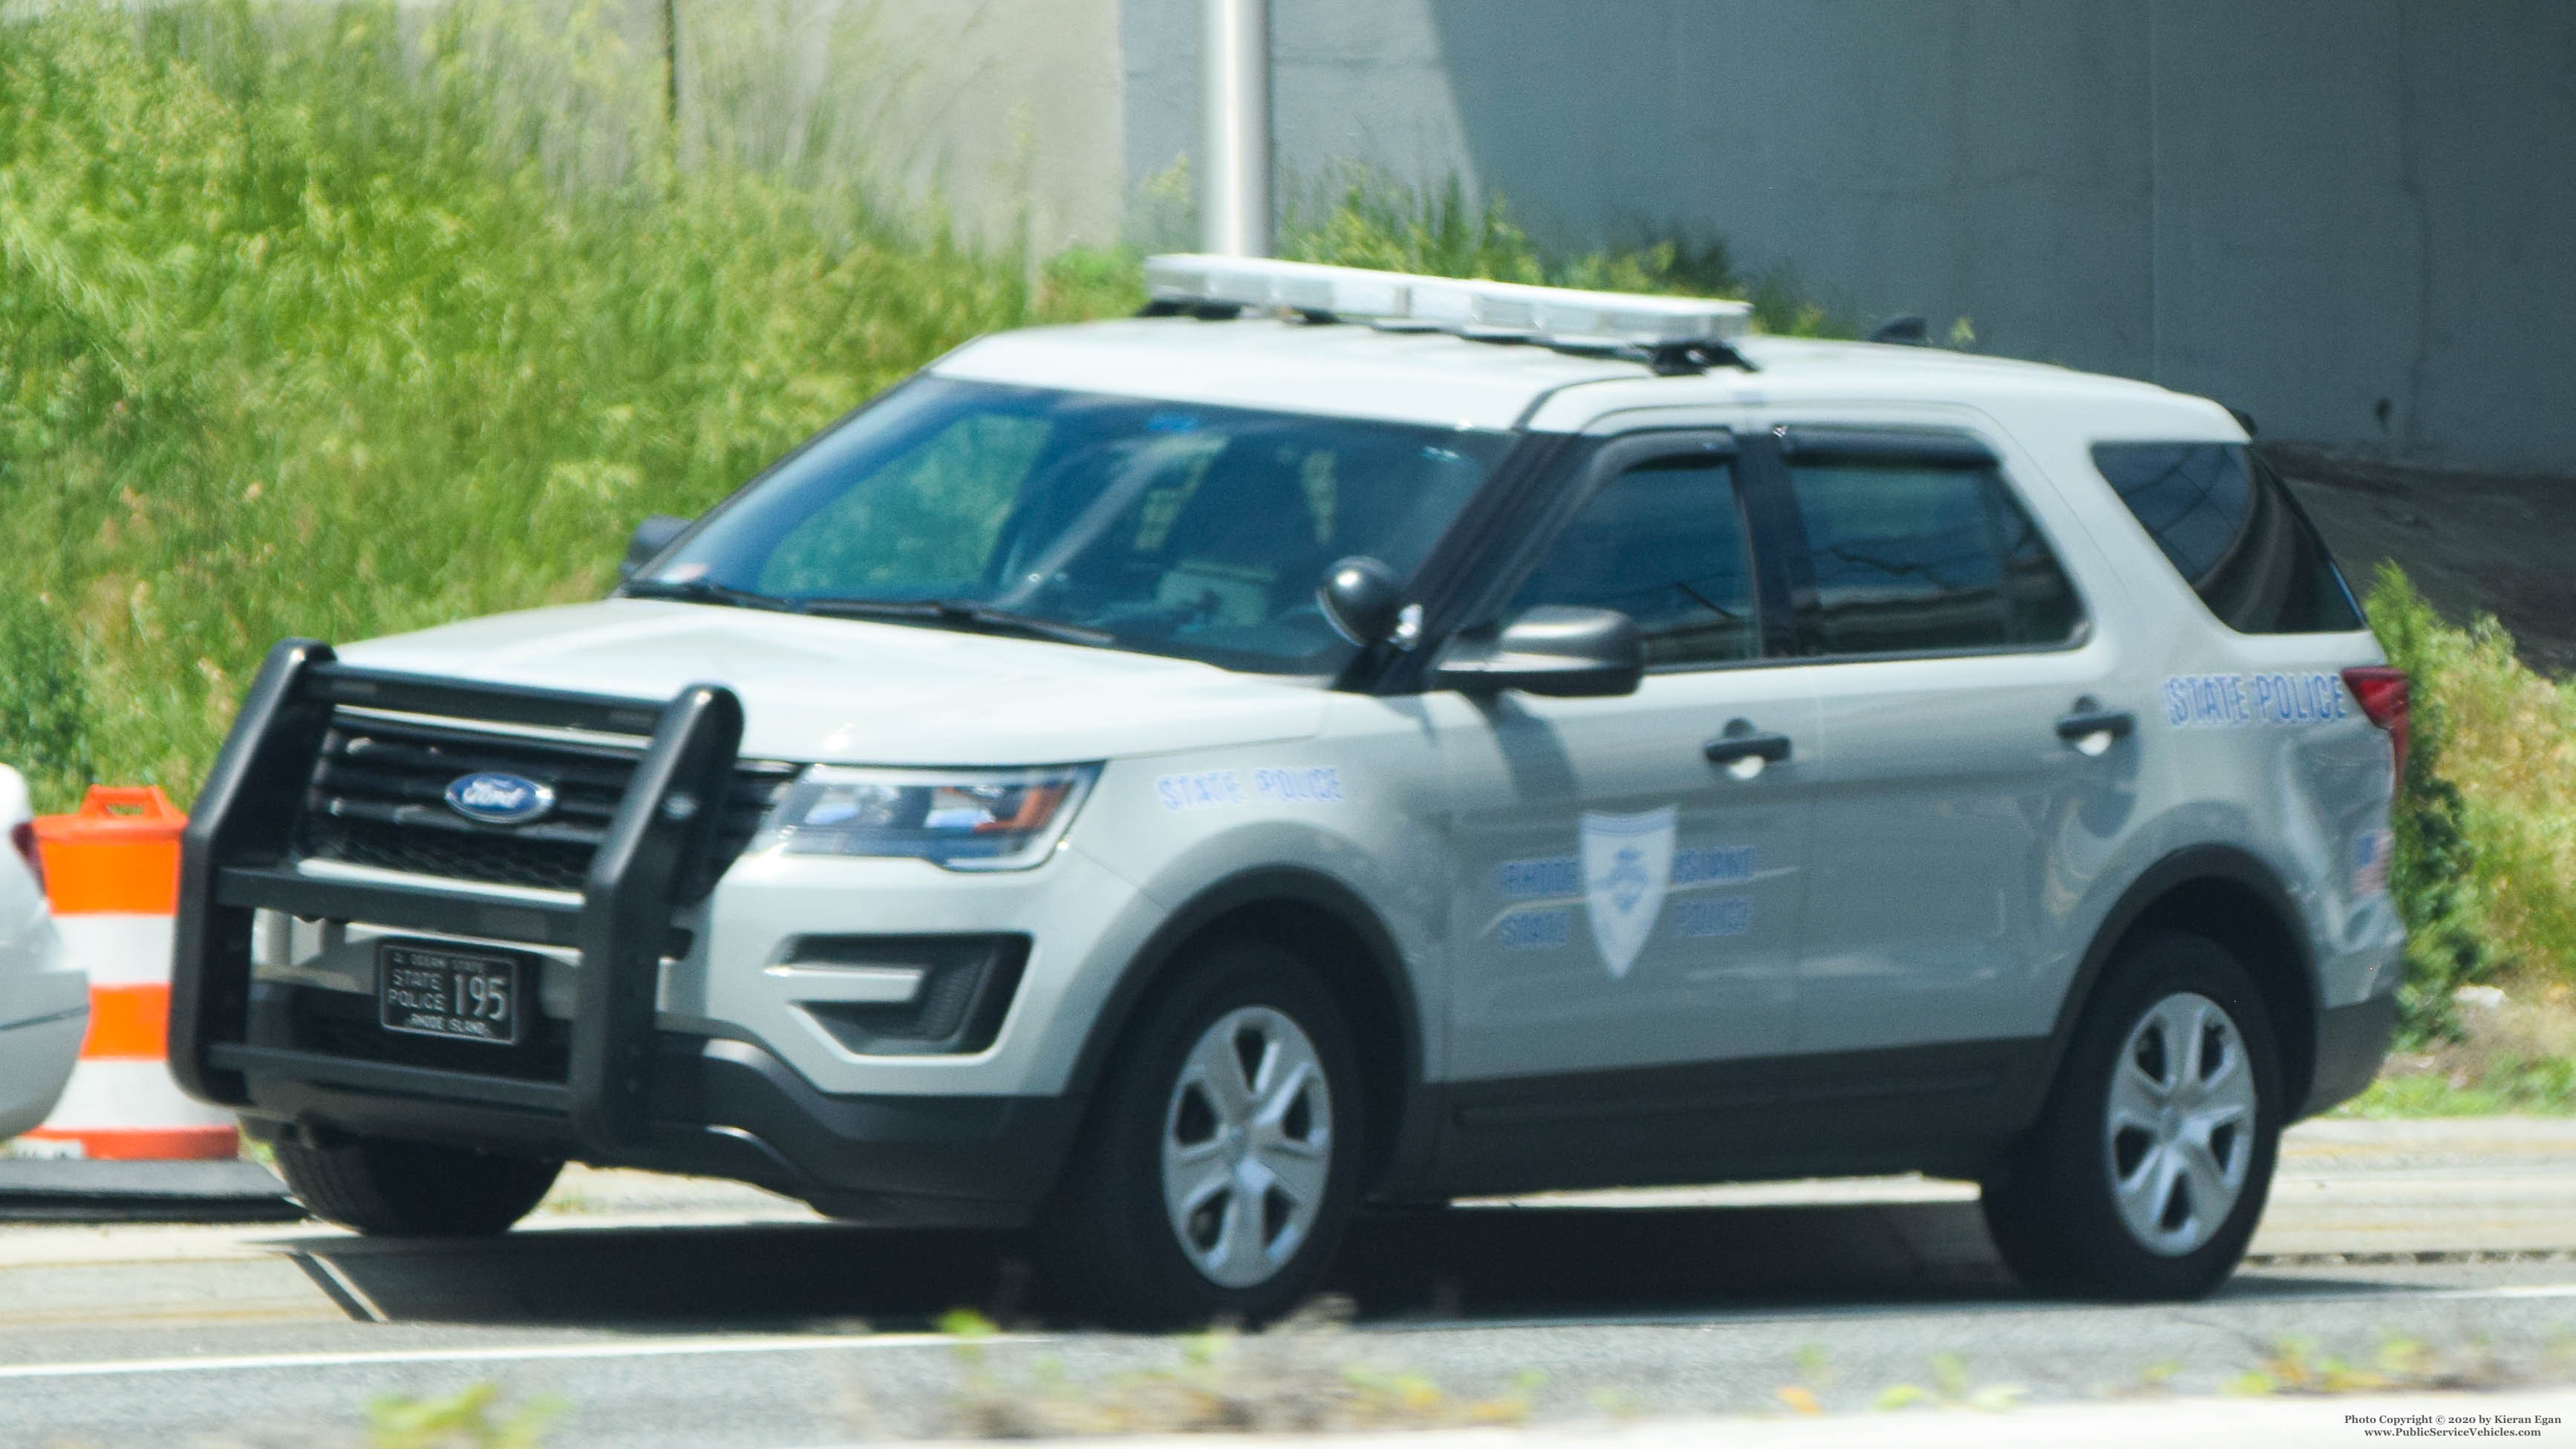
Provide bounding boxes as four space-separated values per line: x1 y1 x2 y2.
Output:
172 639 1077 1225
227 1029 1079 1225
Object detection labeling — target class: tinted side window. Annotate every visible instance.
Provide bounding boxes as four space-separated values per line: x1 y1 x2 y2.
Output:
2091 443 2362 634
1785 458 2082 657
1507 458 1757 668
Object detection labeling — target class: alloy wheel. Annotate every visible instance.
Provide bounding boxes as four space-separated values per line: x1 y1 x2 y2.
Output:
2103 990 2259 1256
1158 1005 1334 1289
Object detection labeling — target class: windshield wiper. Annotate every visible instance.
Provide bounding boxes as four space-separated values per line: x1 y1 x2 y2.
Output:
621 578 808 613
801 597 1113 647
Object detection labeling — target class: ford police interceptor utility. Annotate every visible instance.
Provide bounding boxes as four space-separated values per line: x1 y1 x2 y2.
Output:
169 257 2407 1325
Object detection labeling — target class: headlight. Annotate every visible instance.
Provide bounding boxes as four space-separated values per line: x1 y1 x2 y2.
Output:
751 764 1100 870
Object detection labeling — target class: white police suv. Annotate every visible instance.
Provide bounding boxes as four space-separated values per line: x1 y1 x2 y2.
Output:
170 258 2406 1323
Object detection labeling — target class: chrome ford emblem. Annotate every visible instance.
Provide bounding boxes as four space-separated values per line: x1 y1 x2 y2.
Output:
444 772 556 826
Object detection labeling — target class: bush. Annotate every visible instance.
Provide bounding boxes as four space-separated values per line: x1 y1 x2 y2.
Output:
2367 565 2496 1043
2368 562 2576 1043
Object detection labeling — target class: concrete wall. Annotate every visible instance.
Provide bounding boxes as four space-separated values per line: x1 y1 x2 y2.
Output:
851 0 1126 255
653 0 1126 255
1121 0 2576 472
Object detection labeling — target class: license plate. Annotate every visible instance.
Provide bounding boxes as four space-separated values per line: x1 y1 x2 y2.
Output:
377 942 526 1046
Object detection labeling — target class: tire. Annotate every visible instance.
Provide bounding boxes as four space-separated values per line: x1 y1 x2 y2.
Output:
1038 937 1366 1329
1981 931 2283 1300
272 1134 562 1237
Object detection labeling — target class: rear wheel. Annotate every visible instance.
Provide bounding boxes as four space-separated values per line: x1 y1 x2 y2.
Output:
1981 931 2282 1299
1038 937 1363 1328
273 1134 561 1237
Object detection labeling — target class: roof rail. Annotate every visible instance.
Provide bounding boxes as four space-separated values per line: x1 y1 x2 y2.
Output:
1139 254 1758 373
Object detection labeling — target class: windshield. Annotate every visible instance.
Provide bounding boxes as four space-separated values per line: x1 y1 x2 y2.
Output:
638 379 1513 672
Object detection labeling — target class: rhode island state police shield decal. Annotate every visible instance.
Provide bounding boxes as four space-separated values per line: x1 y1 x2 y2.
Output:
1579 805 1676 980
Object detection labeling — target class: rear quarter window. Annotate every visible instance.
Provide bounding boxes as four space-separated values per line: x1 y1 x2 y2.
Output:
2091 443 2362 634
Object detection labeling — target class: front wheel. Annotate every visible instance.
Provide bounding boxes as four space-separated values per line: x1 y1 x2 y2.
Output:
1038 938 1363 1328
273 1133 562 1237
1981 931 2283 1299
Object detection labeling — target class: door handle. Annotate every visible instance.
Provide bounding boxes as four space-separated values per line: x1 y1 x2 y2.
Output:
2055 703 2135 755
1704 720 1793 769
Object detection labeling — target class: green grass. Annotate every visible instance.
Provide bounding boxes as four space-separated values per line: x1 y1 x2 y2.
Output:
2337 1061 2576 1119
0 0 1816 813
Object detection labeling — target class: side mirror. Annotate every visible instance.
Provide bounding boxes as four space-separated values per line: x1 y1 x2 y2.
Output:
1431 606 1643 698
620 515 691 582
1316 556 1415 648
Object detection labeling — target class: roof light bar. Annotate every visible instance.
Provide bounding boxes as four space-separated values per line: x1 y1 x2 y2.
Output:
1143 254 1753 348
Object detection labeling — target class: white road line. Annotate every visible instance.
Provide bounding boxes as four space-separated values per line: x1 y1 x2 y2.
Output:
2229 1280 2576 1305
1372 1280 2576 1335
0 1330 1017 1381
2439 1282 2576 1299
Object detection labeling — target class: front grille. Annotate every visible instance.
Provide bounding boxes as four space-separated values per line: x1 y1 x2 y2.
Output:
295 714 795 894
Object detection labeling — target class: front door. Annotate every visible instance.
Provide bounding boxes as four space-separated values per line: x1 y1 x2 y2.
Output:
1435 434 1818 1099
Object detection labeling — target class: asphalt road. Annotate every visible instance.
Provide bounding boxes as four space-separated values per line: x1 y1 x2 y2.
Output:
4 1118 2574 1448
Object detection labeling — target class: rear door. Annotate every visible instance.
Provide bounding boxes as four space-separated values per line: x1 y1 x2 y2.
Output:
1766 425 2132 1052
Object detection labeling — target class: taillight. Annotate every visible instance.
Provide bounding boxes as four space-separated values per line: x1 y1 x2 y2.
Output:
8 821 42 898
2343 666 2410 786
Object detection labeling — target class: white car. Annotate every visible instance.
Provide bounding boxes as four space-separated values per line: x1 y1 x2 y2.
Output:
171 258 2403 1325
0 766 88 1139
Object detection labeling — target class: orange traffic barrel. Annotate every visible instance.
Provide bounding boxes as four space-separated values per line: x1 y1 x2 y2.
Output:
22 787 235 1159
